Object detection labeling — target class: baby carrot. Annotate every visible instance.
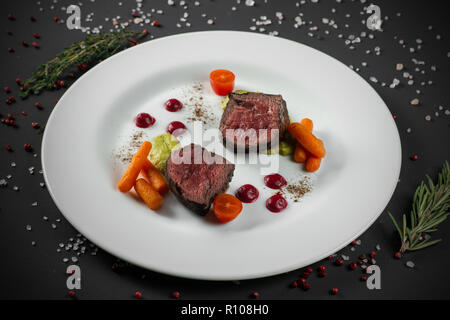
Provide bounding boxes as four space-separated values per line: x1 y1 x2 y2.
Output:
294 143 308 163
288 123 326 158
117 141 152 193
300 118 313 132
294 118 313 163
305 156 322 172
142 159 169 195
134 178 164 210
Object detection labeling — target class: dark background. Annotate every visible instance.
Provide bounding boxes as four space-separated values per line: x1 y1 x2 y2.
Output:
0 0 449 300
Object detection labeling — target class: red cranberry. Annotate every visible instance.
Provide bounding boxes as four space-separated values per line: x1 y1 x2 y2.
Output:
32 42 39 49
361 275 367 281
265 194 288 213
4 87 10 93
351 240 357 246
298 277 306 285
32 122 39 128
334 259 344 266
164 98 183 112
131 11 138 17
370 251 377 258
394 252 402 259
54 17 60 22
411 155 418 161
251 291 259 298
35 102 42 109
134 113 155 128
152 20 159 27
172 291 180 299
8 14 15 21
306 267 313 273
264 173 287 189
330 288 339 295
21 40 28 47
135 291 142 299
235 184 259 203
302 283 311 291
318 265 326 273
16 78 22 85
290 281 298 288
319 271 327 277
349 262 357 270
24 143 32 151
68 290 75 297
6 145 12 151
166 121 186 136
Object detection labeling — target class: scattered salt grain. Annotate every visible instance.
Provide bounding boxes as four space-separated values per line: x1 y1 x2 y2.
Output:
406 261 415 268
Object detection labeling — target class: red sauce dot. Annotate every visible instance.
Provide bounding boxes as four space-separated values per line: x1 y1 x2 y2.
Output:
166 121 186 136
134 113 155 128
164 98 183 112
266 194 287 213
264 173 287 189
235 184 259 203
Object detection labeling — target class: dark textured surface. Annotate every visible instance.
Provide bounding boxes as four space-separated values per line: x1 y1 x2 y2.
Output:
0 0 449 299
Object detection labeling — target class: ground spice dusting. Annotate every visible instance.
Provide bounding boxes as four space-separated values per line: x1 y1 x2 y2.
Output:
282 176 312 202
115 130 147 163
184 82 216 125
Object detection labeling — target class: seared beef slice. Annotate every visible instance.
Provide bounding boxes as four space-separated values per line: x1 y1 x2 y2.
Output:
165 144 235 215
219 92 290 151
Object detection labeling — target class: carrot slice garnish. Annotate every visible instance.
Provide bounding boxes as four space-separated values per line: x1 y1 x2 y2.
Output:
117 141 152 192
213 193 243 223
209 69 235 96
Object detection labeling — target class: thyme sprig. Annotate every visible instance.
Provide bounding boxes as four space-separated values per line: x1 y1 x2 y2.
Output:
388 161 450 253
20 29 148 98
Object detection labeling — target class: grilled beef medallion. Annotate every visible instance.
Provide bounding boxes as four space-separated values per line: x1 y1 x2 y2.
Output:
219 92 290 151
165 143 235 215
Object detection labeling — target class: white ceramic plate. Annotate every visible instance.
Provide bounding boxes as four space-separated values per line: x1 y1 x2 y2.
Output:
42 31 401 280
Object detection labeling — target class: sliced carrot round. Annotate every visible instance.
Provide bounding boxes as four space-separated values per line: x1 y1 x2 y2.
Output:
209 69 235 96
213 193 243 223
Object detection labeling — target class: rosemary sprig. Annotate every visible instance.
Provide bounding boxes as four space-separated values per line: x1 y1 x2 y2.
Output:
20 29 148 98
388 161 450 253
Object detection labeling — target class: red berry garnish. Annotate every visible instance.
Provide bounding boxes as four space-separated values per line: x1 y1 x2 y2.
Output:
394 252 402 259
361 275 368 281
68 290 75 297
32 122 39 128
54 16 60 22
16 78 22 85
290 281 298 288
334 259 344 266
330 288 339 295
135 291 142 299
32 42 39 49
4 86 10 93
411 155 418 161
152 20 159 27
172 291 180 299
6 145 12 151
21 40 28 47
33 32 40 38
370 251 377 258
8 14 15 21
35 102 42 109
318 265 326 273
251 291 259 298
349 262 358 270
24 143 32 151
302 283 311 291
